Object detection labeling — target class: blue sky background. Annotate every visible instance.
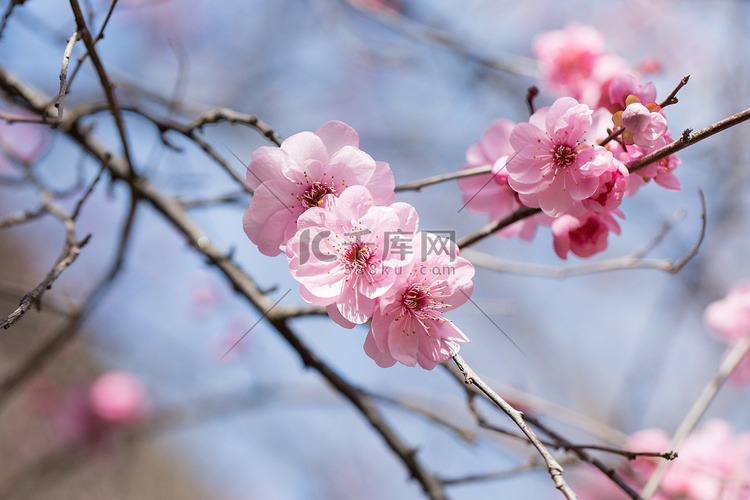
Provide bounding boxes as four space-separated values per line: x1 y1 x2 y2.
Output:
1 0 749 498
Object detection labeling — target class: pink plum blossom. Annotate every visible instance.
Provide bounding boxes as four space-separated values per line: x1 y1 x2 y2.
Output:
364 234 474 369
613 96 668 149
39 372 147 447
506 97 617 217
580 160 629 214
605 74 657 114
576 420 750 500
286 185 418 326
457 119 552 241
533 24 629 108
704 282 750 385
617 134 681 195
244 120 396 256
551 210 623 259
89 372 147 426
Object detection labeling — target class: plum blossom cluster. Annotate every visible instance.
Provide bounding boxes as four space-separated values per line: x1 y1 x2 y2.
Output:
576 419 750 500
244 121 475 369
704 281 750 386
459 24 681 259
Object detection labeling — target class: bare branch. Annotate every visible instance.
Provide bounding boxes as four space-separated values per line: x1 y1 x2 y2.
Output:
461 192 705 277
452 354 577 499
68 0 135 177
0 198 91 330
395 165 491 192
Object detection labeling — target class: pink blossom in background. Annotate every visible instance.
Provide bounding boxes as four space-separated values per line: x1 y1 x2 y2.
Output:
457 119 551 241
40 372 147 447
210 314 255 362
506 97 616 217
364 234 474 369
605 74 657 114
636 56 663 75
286 185 418 326
0 108 52 171
577 420 750 500
244 120 396 256
89 372 147 426
533 23 629 108
704 282 750 385
551 210 623 259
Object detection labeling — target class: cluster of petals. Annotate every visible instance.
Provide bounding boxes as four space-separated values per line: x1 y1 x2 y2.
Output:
457 119 552 241
576 419 750 500
455 25 682 261
704 282 750 385
242 120 475 370
551 210 623 259
243 120 396 256
364 234 474 369
286 185 418 326
533 23 629 108
506 97 623 217
613 95 668 148
285 184 475 369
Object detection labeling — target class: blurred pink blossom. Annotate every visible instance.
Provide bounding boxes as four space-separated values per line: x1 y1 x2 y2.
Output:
364 234 473 369
704 282 750 385
36 372 148 447
89 372 147 426
0 109 52 171
604 74 657 114
533 24 628 108
244 121 396 256
577 419 750 500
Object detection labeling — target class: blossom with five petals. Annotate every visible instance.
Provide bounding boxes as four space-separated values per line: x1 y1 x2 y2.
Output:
364 234 474 369
243 120 396 256
506 97 616 217
286 185 418 326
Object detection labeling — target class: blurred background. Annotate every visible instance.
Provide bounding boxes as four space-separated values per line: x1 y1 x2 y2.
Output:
0 0 749 498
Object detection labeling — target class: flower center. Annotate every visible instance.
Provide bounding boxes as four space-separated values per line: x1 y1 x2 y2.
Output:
300 182 335 209
343 241 373 274
403 283 431 311
552 144 577 168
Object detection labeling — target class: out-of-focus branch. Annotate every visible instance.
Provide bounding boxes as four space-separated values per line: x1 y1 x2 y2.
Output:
462 192 706 277
339 0 538 77
641 337 750 498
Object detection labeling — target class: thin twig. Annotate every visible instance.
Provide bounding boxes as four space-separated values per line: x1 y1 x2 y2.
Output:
53 29 80 125
0 197 91 330
461 192 705 277
452 354 577 499
395 164 492 192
